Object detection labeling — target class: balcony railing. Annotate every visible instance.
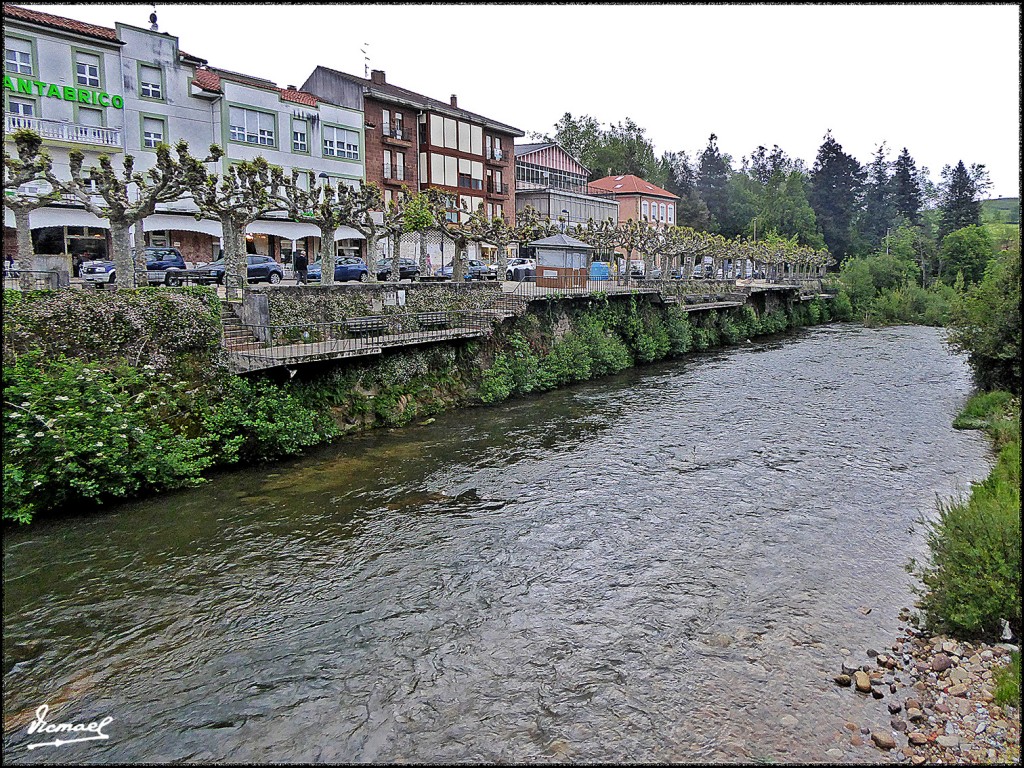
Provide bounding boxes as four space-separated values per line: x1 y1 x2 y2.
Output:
5 115 122 148
487 181 508 195
487 147 505 161
381 123 408 141
458 176 484 191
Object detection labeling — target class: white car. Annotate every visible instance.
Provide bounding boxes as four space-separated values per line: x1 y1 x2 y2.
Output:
504 258 535 281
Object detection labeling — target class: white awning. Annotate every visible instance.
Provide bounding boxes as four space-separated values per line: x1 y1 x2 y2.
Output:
10 207 111 230
333 226 364 241
245 220 320 240
144 214 222 237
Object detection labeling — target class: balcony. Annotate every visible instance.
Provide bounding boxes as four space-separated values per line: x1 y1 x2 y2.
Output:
486 147 505 163
382 164 414 184
381 122 411 145
486 180 508 196
5 115 122 149
457 176 484 191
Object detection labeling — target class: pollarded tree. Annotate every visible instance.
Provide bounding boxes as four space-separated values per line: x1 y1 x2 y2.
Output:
284 172 347 286
333 182 393 283
65 141 194 289
2 129 64 289
185 148 289 301
402 189 444 277
484 212 516 274
421 188 490 281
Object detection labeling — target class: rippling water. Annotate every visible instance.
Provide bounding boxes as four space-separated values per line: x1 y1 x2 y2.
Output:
2 324 991 763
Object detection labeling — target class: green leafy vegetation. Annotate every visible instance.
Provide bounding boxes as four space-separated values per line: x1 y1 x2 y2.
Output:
913 395 1021 641
993 651 1020 708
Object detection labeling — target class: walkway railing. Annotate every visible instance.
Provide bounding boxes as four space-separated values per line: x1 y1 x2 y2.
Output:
224 309 497 373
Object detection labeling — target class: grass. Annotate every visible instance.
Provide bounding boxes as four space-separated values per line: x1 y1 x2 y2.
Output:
993 651 1020 709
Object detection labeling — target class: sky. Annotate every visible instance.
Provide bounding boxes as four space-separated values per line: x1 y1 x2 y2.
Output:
20 2 1022 199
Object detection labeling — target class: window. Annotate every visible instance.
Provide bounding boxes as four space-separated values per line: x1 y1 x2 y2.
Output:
323 125 359 159
641 201 649 220
75 52 100 88
5 37 32 75
667 204 674 224
7 97 34 127
458 121 471 153
229 106 275 146
443 117 457 149
383 149 392 178
139 64 162 99
493 137 502 160
430 114 444 146
470 125 482 155
395 152 405 181
394 112 403 139
142 116 164 148
660 203 666 222
292 119 308 152
382 109 390 135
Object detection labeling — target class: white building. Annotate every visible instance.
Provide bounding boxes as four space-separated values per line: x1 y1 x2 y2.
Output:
4 5 367 267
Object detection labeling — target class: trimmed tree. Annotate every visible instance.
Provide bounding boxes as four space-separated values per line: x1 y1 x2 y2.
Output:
64 141 193 289
2 129 64 289
184 148 289 301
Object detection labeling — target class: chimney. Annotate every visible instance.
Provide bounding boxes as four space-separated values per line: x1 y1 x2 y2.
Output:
450 94 458 108
370 69 385 85
286 85 296 90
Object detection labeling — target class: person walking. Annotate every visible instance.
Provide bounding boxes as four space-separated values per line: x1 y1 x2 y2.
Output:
293 250 308 284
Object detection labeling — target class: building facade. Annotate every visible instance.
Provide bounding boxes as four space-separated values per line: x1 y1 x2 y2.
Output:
587 174 679 228
4 5 366 267
513 142 618 230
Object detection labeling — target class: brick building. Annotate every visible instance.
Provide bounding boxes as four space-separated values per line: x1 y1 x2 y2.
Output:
587 174 679 228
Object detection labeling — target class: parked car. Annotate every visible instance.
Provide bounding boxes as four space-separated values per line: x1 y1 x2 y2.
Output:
505 258 536 281
376 258 420 281
194 254 284 285
306 256 369 283
436 259 497 280
82 247 187 286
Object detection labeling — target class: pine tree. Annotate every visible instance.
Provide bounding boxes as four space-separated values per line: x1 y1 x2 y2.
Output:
859 143 894 247
808 131 864 261
938 161 982 238
696 134 731 234
891 147 923 225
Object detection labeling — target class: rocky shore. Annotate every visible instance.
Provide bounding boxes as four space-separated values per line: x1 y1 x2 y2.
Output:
833 610 1020 764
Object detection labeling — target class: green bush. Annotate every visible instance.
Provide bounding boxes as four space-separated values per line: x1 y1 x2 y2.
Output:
3 352 215 524
831 290 854 321
994 651 1020 708
914 401 1021 640
537 333 592 389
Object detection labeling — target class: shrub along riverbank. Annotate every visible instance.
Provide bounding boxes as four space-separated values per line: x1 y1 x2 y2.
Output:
2 286 834 524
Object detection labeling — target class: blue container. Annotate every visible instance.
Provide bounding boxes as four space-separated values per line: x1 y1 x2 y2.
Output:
589 262 610 281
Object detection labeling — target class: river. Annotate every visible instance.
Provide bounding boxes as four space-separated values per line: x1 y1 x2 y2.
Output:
2 324 992 763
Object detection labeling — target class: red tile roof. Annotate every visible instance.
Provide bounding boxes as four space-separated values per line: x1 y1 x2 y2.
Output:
3 4 121 42
191 68 221 92
279 87 318 107
588 174 679 200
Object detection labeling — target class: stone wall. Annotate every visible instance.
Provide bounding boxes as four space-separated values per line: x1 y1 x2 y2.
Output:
247 280 502 326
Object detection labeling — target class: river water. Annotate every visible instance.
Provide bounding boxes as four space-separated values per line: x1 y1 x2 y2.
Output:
2 324 992 763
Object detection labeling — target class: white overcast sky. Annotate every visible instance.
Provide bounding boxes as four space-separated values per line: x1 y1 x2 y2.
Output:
22 3 1022 198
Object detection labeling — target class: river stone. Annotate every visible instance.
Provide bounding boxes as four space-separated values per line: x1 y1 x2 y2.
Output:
854 671 872 692
851 736 864 747
908 732 928 745
891 719 907 732
888 701 903 714
872 688 885 699
937 735 960 748
842 661 861 675
931 654 952 672
947 683 969 697
871 731 896 750
834 674 852 687
826 748 843 758
867 648 879 657
779 714 798 727
911 756 927 765
949 667 971 683
844 722 858 732
906 708 925 723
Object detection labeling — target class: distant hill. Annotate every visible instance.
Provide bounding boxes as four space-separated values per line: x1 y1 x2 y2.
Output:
981 197 1020 225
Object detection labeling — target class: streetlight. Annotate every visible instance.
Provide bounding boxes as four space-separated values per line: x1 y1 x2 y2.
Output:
560 209 569 233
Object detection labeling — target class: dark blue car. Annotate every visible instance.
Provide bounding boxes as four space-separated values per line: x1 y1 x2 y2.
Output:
306 256 369 282
195 254 284 285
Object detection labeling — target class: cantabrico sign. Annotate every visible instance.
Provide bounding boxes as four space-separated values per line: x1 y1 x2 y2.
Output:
4 75 124 109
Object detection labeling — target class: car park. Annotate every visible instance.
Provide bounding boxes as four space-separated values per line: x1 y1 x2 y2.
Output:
82 247 187 286
194 254 284 285
306 256 369 282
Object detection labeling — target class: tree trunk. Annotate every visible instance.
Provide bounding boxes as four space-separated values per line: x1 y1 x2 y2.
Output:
643 249 656 279
222 217 247 302
320 224 335 286
110 222 134 290
133 222 148 287
13 207 35 291
388 235 400 281
418 231 428 276
365 230 379 283
452 239 467 281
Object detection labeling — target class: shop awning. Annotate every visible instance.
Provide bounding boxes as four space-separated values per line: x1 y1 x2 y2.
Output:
333 226 364 241
144 214 222 237
5 207 111 230
245 219 321 240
